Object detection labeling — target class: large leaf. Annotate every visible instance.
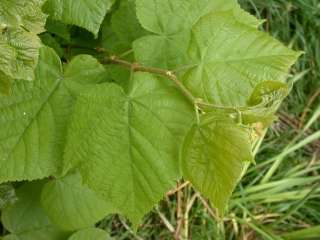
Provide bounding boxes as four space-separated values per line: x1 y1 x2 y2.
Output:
181 114 253 212
0 0 47 93
1 182 68 240
41 172 112 231
68 228 112 240
43 0 115 37
181 12 301 107
133 0 261 69
0 47 108 183
63 72 194 225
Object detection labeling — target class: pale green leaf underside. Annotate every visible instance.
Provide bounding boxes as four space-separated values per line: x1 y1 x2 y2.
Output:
0 0 47 93
0 46 108 183
181 115 253 212
63 72 194 225
43 0 115 37
41 172 112 231
68 228 112 240
1 182 67 240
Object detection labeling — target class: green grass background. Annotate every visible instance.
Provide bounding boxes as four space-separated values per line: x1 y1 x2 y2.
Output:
99 1 320 239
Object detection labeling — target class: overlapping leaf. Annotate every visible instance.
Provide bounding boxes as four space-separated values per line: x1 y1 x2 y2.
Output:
41 172 112 231
63 72 194 225
0 0 47 94
181 114 253 212
43 0 115 37
101 0 147 54
1 182 68 240
0 47 108 183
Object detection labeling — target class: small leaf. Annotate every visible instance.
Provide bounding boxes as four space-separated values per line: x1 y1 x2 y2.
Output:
242 81 290 125
41 172 112 231
181 114 253 212
68 228 112 240
43 0 115 37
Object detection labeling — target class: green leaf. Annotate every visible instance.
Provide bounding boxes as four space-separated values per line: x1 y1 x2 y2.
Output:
0 0 47 93
0 0 46 34
40 33 64 57
1 182 68 240
133 0 262 69
41 172 112 231
136 0 260 35
0 71 12 95
68 228 112 240
0 46 108 183
0 29 41 81
180 12 301 107
181 114 253 212
112 0 147 42
0 184 16 210
45 18 71 41
43 0 115 37
242 81 290 125
100 0 148 56
63 72 194 225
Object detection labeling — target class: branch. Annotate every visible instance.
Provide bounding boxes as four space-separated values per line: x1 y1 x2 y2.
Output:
102 55 244 117
102 56 196 104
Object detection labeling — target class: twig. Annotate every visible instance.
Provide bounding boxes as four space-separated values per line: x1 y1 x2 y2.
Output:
102 56 195 104
156 206 175 233
174 182 183 240
119 219 144 240
197 194 220 221
101 56 243 116
166 181 190 197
